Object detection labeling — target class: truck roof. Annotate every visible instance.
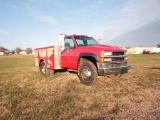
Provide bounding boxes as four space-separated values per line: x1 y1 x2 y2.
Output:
64 34 92 38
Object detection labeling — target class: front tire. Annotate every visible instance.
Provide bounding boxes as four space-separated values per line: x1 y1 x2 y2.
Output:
79 59 98 85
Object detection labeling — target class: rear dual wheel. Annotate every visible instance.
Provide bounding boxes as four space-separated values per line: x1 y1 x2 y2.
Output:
39 61 54 77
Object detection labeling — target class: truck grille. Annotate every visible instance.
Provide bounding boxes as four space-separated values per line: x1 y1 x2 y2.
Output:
112 52 125 61
112 57 124 61
112 52 124 56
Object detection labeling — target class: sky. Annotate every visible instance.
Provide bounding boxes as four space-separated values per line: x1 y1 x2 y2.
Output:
0 0 160 50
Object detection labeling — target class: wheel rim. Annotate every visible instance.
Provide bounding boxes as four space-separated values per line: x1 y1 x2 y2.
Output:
42 66 46 75
41 62 46 75
81 66 92 82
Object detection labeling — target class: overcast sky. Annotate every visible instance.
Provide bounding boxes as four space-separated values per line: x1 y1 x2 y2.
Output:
0 0 160 49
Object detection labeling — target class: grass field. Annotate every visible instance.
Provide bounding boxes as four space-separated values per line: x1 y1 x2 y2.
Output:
0 54 160 120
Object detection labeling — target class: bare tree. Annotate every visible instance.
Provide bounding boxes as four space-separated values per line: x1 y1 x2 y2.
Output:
25 48 33 54
0 46 8 52
157 43 160 48
15 47 22 54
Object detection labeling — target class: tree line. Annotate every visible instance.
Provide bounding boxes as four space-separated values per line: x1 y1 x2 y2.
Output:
0 46 33 54
0 43 160 55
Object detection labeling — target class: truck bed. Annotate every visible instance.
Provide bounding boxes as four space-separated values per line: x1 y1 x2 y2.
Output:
34 46 62 69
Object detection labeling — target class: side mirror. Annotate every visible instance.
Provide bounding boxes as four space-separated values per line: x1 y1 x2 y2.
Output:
60 46 64 50
97 39 101 43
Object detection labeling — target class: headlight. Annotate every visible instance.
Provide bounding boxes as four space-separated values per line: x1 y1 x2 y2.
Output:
100 51 112 56
104 58 112 61
104 52 112 56
99 51 112 62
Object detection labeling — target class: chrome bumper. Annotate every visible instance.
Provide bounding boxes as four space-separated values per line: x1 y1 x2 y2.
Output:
97 62 131 76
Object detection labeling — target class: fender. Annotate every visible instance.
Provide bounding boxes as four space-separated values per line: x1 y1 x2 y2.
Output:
77 53 98 75
78 53 99 62
39 59 45 66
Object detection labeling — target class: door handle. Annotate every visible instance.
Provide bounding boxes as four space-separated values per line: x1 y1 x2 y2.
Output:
66 47 72 51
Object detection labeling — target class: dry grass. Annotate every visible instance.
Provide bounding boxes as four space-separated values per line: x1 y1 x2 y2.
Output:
0 54 160 120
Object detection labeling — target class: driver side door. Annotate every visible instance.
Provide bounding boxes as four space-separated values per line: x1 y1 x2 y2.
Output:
61 37 76 68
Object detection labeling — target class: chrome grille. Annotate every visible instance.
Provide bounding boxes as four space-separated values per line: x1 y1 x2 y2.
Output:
112 52 124 56
112 57 124 61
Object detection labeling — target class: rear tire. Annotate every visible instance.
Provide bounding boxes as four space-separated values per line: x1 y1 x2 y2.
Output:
39 61 54 77
40 61 46 76
79 59 98 85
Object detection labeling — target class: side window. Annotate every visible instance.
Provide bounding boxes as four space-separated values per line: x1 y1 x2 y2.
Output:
87 39 96 45
64 37 75 48
76 39 84 46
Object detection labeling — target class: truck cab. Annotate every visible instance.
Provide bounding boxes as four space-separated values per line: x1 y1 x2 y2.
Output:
34 34 130 85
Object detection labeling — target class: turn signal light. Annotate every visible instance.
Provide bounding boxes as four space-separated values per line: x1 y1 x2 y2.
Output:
100 51 104 56
99 58 104 62
99 51 104 62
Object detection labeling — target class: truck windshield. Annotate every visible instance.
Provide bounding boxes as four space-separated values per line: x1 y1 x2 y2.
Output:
75 36 98 46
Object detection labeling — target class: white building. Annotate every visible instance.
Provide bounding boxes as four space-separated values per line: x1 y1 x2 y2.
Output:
19 51 27 55
153 48 160 53
0 52 4 55
127 47 160 54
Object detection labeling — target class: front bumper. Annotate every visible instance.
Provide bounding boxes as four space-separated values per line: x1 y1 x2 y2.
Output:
97 62 131 76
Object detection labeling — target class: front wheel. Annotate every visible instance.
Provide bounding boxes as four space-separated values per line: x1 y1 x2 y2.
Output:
79 59 98 85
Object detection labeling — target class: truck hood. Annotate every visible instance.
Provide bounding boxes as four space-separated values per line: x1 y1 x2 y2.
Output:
89 44 126 51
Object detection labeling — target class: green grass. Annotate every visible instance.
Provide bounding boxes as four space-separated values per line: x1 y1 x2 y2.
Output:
0 54 160 119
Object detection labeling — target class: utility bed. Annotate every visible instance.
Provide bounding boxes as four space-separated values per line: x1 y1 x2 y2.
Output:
34 46 62 69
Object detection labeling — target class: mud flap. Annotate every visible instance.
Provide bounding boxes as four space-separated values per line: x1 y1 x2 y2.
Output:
121 68 128 74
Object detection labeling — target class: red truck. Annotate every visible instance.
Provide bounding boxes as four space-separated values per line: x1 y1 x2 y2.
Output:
34 34 130 85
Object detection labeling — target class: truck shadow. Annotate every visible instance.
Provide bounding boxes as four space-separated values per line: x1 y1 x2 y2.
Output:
68 71 78 74
55 69 78 74
54 69 66 73
150 67 160 70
